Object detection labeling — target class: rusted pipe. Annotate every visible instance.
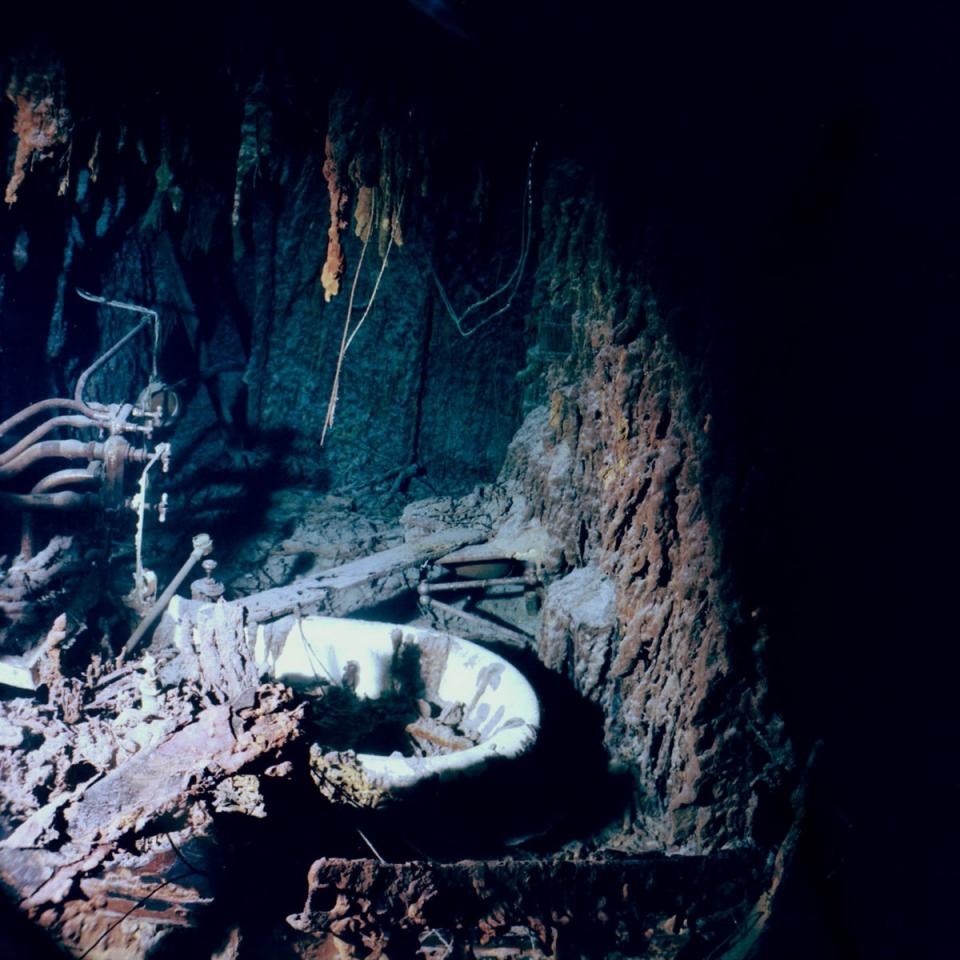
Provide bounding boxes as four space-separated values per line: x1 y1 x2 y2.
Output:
0 439 105 479
30 465 101 494
13 478 97 560
0 414 100 467
418 575 533 594
0 490 98 510
3 295 159 442
121 533 213 661
0 438 151 480
0 398 98 439
22 467 99 559
74 316 153 407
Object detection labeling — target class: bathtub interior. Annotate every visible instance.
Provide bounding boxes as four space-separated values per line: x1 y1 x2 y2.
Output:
254 616 540 793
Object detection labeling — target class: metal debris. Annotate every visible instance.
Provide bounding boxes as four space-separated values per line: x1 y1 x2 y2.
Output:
286 855 756 959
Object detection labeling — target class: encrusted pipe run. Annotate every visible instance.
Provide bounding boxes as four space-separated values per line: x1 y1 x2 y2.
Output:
30 465 101 494
0 439 105 479
0 490 97 510
0 437 151 480
0 398 98 439
73 316 154 408
0 414 99 466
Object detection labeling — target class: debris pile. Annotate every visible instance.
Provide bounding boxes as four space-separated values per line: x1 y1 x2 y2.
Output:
0 596 304 958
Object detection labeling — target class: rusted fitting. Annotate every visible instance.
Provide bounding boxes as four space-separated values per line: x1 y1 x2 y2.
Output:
192 533 214 557
101 435 129 509
191 558 225 602
96 436 153 508
106 403 134 435
125 446 154 464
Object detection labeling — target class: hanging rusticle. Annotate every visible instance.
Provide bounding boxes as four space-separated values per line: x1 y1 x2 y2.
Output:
231 74 273 232
3 58 73 206
318 87 381 303
320 133 348 301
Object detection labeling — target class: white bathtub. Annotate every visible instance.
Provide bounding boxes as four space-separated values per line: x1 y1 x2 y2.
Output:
254 616 540 802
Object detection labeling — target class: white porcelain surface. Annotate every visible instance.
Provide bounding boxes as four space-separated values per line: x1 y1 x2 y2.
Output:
255 615 540 794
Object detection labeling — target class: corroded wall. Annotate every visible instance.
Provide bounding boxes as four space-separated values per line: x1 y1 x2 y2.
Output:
504 177 796 854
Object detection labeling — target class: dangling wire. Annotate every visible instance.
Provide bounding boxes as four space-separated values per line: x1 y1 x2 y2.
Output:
295 607 336 684
430 141 538 338
321 186 407 445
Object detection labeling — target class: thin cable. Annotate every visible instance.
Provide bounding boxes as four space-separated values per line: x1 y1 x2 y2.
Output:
320 203 374 442
296 610 336 684
430 141 537 338
77 871 194 959
321 186 407 445
163 831 211 877
445 143 533 321
356 826 387 864
344 190 406 353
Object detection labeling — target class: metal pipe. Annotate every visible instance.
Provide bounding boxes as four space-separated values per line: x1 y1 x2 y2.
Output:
121 533 213 661
24 470 97 558
0 415 100 467
30 466 101 494
418 575 532 595
20 466 99 559
74 316 152 407
0 439 105 479
0 399 98 439
3 294 159 443
0 490 98 510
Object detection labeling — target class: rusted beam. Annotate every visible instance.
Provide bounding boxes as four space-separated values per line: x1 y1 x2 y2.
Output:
229 526 490 625
287 852 759 958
